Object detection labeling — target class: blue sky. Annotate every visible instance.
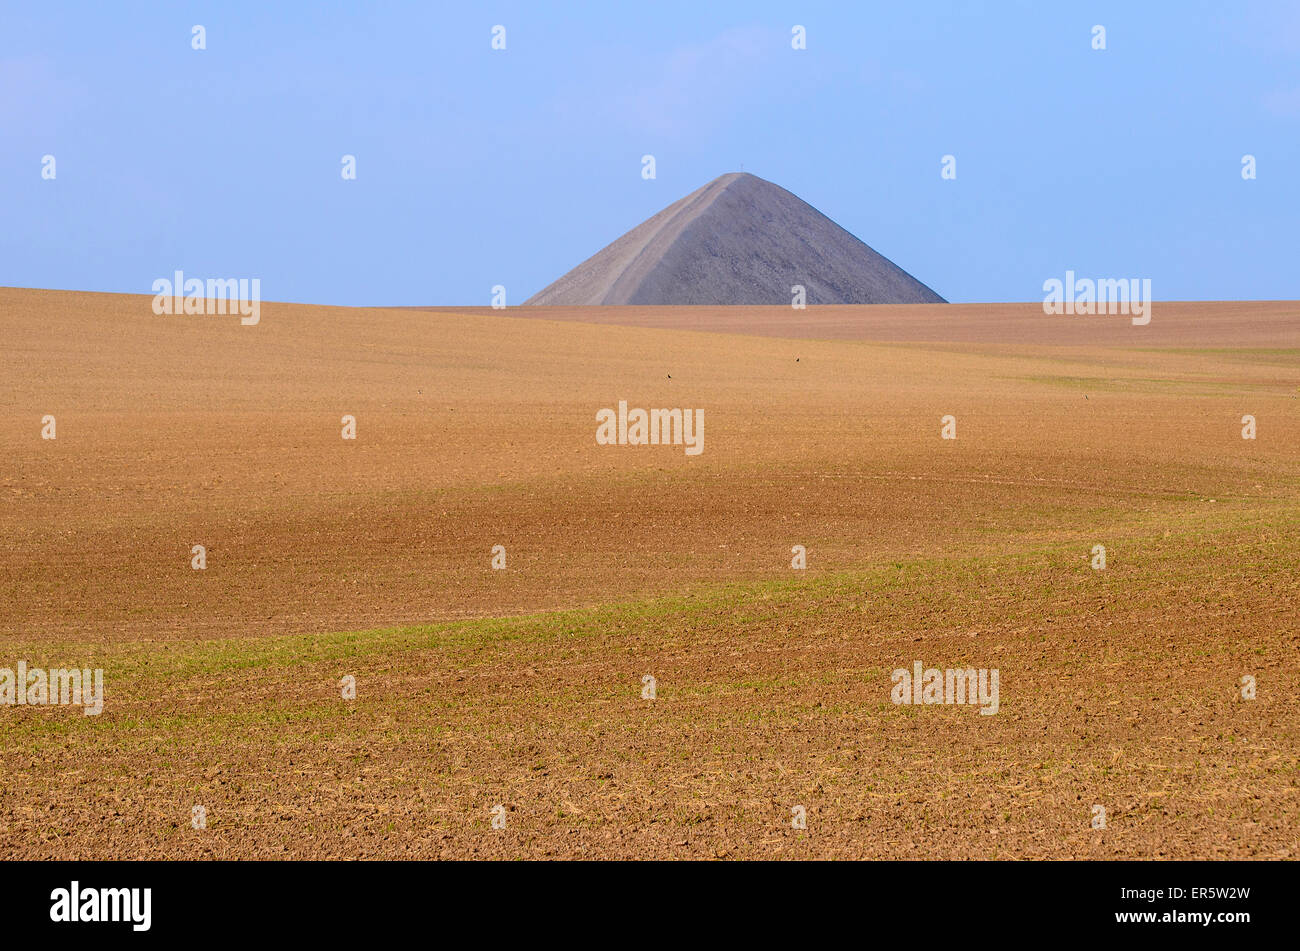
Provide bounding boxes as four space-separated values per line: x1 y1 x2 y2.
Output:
3 1 1298 305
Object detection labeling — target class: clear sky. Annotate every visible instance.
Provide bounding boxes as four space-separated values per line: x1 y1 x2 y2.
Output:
3 1 1298 305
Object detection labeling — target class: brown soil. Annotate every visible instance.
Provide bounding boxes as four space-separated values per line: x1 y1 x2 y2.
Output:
1 287 1296 858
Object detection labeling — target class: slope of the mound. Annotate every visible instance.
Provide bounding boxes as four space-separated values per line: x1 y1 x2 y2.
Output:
525 172 945 305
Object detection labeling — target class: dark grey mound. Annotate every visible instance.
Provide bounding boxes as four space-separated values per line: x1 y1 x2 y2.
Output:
525 172 944 305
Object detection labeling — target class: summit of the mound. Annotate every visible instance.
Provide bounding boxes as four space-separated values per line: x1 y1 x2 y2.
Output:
525 172 944 305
